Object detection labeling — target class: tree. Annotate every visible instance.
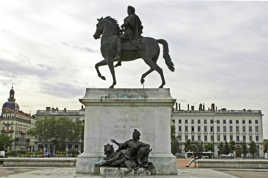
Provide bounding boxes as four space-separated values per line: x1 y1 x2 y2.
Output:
264 140 268 153
242 143 248 158
249 141 257 158
223 142 231 154
205 143 214 152
29 116 84 152
196 142 204 152
0 134 13 150
218 142 224 155
170 125 179 155
184 139 191 152
229 141 236 153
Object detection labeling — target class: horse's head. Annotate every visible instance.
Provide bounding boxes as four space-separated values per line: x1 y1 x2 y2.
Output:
93 17 104 39
93 16 120 39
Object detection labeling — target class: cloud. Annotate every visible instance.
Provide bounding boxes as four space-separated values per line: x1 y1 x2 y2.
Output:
0 0 268 138
40 82 83 98
0 58 57 79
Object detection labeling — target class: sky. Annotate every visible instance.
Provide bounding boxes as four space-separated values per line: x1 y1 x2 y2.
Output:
0 0 267 138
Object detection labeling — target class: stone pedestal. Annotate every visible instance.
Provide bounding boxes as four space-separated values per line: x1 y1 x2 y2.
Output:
76 88 177 175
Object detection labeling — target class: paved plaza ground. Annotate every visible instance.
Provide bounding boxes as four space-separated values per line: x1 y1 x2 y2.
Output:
1 167 268 178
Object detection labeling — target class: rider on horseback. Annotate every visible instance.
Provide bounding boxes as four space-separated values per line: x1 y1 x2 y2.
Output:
114 6 143 67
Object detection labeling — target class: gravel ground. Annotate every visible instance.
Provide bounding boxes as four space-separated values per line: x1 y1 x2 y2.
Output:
0 167 39 177
220 170 268 178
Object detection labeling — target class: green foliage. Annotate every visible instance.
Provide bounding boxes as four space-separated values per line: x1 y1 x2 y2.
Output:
249 141 257 158
242 143 248 158
0 134 13 150
29 116 84 152
223 142 231 154
204 143 214 152
264 140 268 153
184 139 191 152
218 142 224 155
229 141 236 152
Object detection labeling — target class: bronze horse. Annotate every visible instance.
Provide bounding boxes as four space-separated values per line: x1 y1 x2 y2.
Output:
93 16 175 88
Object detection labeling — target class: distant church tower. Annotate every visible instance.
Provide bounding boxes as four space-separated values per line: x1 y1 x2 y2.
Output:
2 86 20 114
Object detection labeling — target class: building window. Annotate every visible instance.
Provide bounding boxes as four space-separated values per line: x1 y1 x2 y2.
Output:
242 120 245 124
217 120 220 124
178 120 181 124
185 135 188 141
191 126 194 132
236 126 239 132
198 135 201 141
223 120 226 124
217 126 220 132
204 126 207 132
223 135 227 141
249 136 252 141
255 120 258 124
210 126 214 132
230 126 233 132
249 120 252 124
236 120 239 124
243 136 246 142
178 135 182 141
204 135 207 142
236 136 239 142
217 135 220 141
223 126 226 132
249 126 252 132
191 135 195 141
229 120 232 124
256 136 259 142
210 120 214 124
178 126 182 132
185 126 188 132
198 126 201 132
191 120 194 124
204 120 207 124
185 120 188 124
243 126 246 132
198 120 201 124
230 135 233 141
211 135 214 142
172 120 175 124
255 126 259 133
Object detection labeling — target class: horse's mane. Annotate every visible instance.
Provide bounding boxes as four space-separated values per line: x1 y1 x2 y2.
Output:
104 16 120 34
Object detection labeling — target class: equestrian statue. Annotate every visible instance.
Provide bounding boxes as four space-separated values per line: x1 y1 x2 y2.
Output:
93 6 175 88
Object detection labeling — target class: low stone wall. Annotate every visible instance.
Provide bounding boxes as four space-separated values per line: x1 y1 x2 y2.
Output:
196 159 268 169
0 158 76 167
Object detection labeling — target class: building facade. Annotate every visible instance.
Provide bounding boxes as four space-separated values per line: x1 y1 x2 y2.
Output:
171 103 264 158
34 106 85 154
0 87 36 151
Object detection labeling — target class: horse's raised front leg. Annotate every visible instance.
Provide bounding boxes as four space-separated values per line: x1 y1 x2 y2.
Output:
107 59 117 88
95 59 107 80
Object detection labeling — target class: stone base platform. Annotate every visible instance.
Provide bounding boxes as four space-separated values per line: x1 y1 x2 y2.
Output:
76 88 177 175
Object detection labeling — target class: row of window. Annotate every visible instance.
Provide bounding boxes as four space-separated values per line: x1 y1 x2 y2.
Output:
178 119 259 125
178 134 259 142
178 125 259 133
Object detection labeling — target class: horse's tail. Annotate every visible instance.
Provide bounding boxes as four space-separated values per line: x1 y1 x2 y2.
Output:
157 39 175 72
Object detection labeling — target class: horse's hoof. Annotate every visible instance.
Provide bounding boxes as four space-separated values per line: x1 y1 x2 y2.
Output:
158 85 164 88
109 85 114 89
101 76 106 80
140 78 145 84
